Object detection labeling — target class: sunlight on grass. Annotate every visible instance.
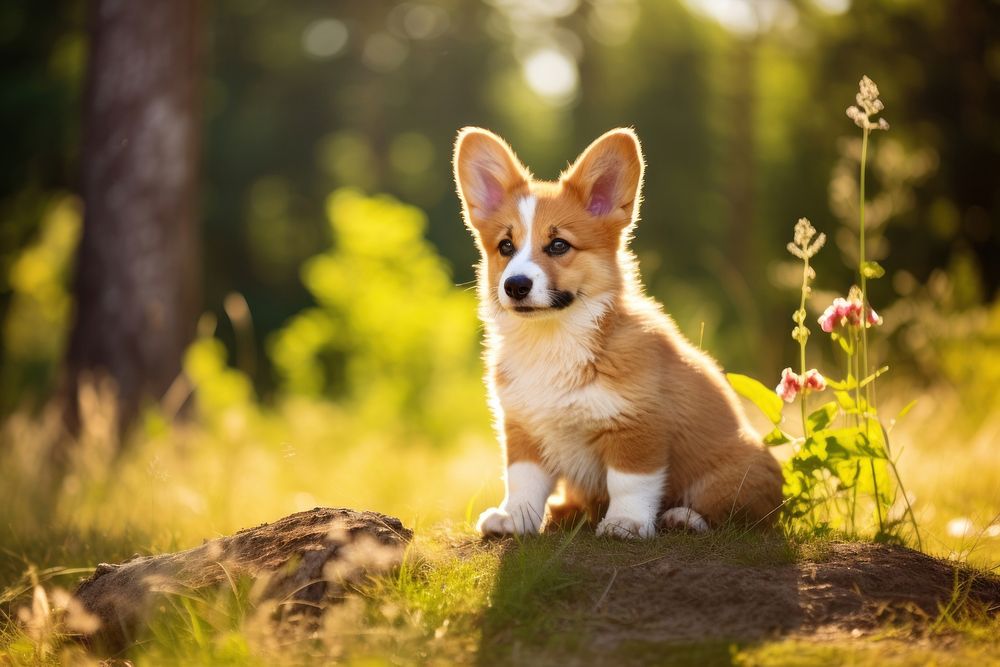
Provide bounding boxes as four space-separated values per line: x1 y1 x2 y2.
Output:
893 387 1000 568
0 399 501 558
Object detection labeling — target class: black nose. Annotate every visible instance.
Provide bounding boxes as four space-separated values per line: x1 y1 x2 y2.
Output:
504 275 533 301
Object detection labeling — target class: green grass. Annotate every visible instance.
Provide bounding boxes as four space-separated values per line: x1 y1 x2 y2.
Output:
734 636 1000 667
2 524 999 665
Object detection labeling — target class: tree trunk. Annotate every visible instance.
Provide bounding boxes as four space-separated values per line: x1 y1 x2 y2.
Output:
64 0 202 439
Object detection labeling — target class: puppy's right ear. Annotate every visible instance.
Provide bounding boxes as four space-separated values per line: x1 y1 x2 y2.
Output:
453 127 529 229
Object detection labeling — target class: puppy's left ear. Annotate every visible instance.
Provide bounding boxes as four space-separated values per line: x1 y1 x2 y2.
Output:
562 128 644 229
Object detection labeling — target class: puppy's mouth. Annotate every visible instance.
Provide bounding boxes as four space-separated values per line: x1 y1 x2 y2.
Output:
510 290 575 315
549 290 575 310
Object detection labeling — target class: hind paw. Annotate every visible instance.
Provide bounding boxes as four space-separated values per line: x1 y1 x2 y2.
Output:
659 507 709 533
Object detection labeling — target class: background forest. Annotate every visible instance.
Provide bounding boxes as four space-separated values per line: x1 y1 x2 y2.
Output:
4 0 998 402
1 0 999 624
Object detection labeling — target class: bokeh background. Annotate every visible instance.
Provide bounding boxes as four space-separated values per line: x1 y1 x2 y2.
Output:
1 0 998 569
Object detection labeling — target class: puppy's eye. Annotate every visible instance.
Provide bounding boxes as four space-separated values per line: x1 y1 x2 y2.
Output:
547 238 571 256
498 239 516 257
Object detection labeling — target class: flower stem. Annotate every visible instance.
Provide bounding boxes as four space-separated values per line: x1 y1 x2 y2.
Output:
859 127 872 416
851 331 861 429
857 125 886 536
799 257 811 437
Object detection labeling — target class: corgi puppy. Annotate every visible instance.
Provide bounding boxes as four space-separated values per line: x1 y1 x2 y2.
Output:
453 127 783 538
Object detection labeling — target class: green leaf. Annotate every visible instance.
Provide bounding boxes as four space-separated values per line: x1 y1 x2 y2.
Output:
831 332 854 355
833 458 862 490
865 418 889 458
862 260 885 279
895 399 917 421
811 427 882 460
807 401 839 431
727 373 784 424
763 427 791 446
887 398 917 434
833 389 869 415
825 376 849 391
834 390 855 411
859 365 889 388
828 374 859 391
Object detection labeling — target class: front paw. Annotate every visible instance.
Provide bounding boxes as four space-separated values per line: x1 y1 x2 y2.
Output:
596 515 656 539
477 506 542 537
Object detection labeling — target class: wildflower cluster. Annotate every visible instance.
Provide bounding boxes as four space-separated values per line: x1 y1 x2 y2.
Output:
779 217 829 406
818 286 882 333
846 75 890 131
727 76 919 546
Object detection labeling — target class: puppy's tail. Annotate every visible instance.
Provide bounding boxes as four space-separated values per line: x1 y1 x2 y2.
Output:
688 447 784 527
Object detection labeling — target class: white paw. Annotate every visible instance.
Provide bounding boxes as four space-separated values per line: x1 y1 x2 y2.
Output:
596 515 657 539
659 507 710 533
477 506 542 537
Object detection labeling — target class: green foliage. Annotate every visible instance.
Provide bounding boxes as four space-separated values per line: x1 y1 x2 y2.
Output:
268 189 485 439
806 401 838 432
782 421 894 532
743 79 920 546
727 373 783 425
183 321 257 419
0 195 81 410
763 427 791 446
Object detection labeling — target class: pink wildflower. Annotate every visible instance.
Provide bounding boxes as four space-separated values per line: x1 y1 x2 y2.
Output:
803 369 826 392
776 367 826 403
817 292 881 332
776 368 802 403
818 297 848 332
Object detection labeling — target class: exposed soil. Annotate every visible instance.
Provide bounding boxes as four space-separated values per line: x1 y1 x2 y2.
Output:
561 541 1000 651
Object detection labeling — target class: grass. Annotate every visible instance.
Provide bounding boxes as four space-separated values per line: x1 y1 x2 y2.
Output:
733 637 1000 667
2 526 999 665
1 375 998 665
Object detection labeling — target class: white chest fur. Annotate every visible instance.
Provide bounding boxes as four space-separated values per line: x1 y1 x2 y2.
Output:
490 305 623 494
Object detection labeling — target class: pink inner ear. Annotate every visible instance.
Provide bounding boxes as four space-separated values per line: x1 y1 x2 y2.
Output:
587 171 617 216
479 169 505 213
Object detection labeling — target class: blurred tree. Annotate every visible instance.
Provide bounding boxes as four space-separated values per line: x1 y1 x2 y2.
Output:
63 0 203 438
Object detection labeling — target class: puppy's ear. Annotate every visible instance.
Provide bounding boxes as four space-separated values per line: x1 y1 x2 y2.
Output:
454 128 529 229
562 128 644 229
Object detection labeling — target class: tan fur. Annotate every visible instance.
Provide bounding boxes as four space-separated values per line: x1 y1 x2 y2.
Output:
454 127 783 529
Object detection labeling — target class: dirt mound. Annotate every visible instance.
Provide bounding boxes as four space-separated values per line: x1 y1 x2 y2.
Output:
574 541 1000 648
74 507 411 652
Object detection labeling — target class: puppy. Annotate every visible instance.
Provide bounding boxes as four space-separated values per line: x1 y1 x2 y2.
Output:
453 127 783 538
